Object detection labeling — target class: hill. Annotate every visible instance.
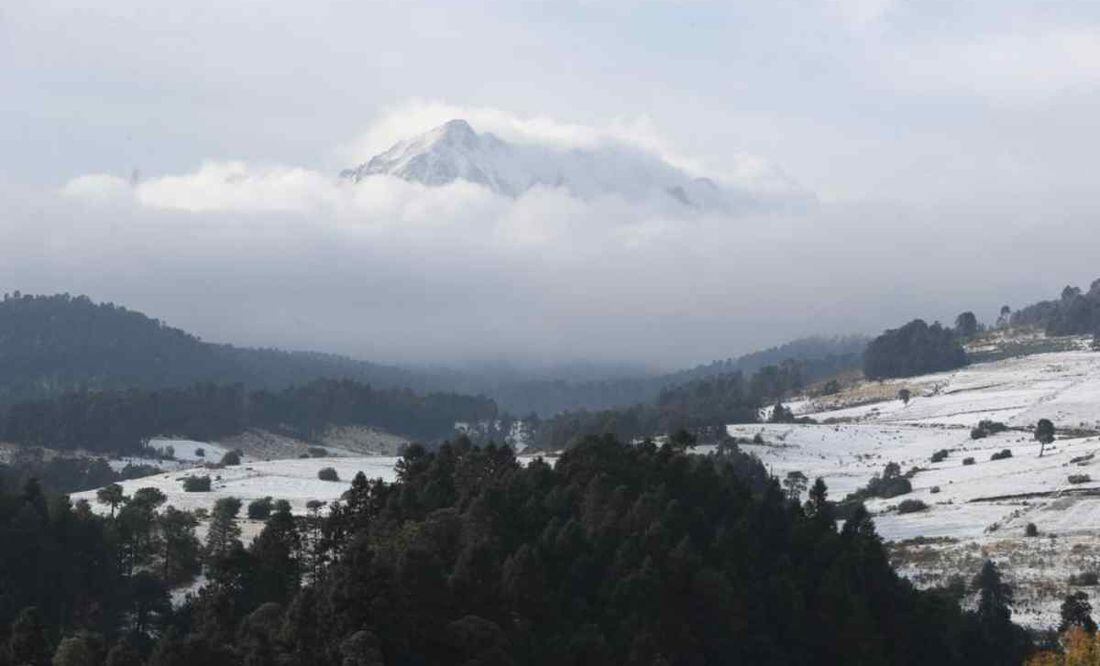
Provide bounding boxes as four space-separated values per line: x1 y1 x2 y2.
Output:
0 292 866 417
0 292 439 404
721 331 1100 627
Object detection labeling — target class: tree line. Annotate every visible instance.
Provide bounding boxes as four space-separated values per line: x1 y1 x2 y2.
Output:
1011 280 1100 337
0 292 437 406
0 435 1042 664
863 319 970 380
0 293 870 417
0 379 497 455
527 361 807 450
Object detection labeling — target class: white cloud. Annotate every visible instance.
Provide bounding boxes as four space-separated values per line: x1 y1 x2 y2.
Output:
40 158 1100 368
61 173 132 201
828 0 896 29
59 105 808 224
886 26 1100 99
39 104 1100 367
133 162 342 214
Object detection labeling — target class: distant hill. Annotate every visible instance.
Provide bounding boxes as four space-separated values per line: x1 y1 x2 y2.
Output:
488 335 868 416
664 335 869 385
0 292 867 416
0 293 432 404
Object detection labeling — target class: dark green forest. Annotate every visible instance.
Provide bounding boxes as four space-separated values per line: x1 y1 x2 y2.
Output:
0 379 498 455
1010 280 1100 337
0 293 866 417
863 319 969 380
529 362 806 450
0 437 1033 665
0 293 431 405
0 363 801 457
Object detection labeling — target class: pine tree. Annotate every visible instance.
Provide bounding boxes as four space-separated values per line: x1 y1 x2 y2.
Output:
1036 419 1056 457
205 497 243 562
807 477 833 523
973 560 1030 663
159 506 201 584
96 483 126 517
1060 591 1098 634
250 503 302 604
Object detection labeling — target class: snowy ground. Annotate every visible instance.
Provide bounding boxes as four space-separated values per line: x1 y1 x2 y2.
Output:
724 341 1100 628
72 455 403 517
74 450 559 518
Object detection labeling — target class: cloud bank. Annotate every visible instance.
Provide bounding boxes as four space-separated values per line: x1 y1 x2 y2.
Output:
16 106 1100 369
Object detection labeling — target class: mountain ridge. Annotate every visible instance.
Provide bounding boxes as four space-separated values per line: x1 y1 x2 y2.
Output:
0 292 866 415
340 118 768 210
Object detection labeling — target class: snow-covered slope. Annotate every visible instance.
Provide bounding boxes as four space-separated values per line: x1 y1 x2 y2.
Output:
72 455 403 517
340 119 790 210
720 340 1100 628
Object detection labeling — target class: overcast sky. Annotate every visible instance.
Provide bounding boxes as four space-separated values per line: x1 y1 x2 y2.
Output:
3 1 1100 369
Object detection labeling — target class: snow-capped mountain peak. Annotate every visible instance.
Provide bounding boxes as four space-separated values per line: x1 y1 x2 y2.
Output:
341 119 795 210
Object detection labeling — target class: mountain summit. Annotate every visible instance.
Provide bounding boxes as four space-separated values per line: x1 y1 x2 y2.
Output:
341 119 798 210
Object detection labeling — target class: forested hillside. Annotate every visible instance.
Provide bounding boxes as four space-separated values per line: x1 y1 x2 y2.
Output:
0 293 867 416
0 379 497 454
665 334 868 384
528 362 808 450
0 293 431 404
863 319 969 380
0 437 1033 664
1011 279 1100 337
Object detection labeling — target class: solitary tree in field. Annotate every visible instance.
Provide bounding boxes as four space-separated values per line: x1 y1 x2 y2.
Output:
1036 419 1055 457
898 388 911 406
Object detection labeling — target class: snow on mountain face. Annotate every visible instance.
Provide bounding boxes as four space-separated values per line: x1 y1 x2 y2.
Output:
340 119 769 210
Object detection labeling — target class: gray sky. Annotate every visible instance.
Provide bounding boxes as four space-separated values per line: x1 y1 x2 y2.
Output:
3 1 1100 368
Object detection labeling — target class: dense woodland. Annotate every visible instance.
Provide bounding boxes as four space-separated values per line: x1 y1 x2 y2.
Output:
0 449 160 495
528 361 807 450
0 293 867 417
0 316 835 456
0 293 431 405
497 335 868 416
863 319 969 380
1011 280 1100 337
664 335 867 385
0 380 497 455
0 436 1035 665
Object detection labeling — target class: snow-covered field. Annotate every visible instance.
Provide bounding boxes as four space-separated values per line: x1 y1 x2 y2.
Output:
724 342 1100 628
72 456 402 517
74 450 560 519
